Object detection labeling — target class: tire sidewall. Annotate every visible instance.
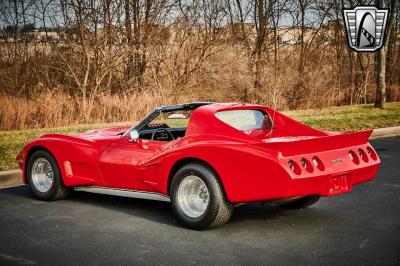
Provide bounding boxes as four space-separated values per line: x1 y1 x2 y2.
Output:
171 163 222 230
27 150 62 200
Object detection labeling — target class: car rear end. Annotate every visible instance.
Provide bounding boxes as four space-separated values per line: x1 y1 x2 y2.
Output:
263 130 380 198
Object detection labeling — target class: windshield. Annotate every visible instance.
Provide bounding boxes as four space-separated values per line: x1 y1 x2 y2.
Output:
215 109 273 131
146 110 191 129
125 110 192 141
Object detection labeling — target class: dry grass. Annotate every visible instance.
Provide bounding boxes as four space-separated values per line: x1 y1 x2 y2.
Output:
0 90 188 131
1 85 398 131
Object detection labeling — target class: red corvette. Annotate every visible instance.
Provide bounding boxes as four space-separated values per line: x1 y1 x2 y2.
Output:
17 102 380 229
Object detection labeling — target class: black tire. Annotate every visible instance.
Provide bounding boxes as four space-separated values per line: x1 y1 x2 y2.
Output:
280 195 320 209
170 162 233 230
26 149 71 200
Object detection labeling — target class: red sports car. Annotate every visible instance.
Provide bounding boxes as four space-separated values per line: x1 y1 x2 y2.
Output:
17 102 380 229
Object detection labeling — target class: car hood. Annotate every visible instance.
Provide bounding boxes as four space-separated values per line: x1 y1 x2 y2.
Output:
70 125 131 140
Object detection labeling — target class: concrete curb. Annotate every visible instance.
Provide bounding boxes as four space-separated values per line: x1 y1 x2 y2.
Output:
370 126 400 139
0 169 22 188
0 126 399 188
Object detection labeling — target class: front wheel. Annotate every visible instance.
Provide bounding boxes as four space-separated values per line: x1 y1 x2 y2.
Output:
26 149 71 200
170 163 233 230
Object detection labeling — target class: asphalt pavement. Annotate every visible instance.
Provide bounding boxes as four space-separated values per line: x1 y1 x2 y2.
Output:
0 137 399 265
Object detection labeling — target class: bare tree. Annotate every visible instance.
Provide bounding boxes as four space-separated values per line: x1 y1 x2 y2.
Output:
375 0 396 108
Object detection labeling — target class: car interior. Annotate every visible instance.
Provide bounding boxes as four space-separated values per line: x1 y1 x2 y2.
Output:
139 126 186 141
138 111 190 141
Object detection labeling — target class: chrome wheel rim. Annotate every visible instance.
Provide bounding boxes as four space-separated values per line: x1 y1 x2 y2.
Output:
31 158 54 193
177 175 209 218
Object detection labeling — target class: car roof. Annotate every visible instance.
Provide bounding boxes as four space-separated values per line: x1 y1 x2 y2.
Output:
185 102 271 139
156 101 269 110
158 102 214 112
196 102 264 112
159 102 265 112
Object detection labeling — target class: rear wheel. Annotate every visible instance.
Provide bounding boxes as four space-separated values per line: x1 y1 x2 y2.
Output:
280 195 320 209
27 149 71 200
170 162 233 230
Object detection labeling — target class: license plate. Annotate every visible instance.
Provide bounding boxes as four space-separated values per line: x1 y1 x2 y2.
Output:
328 174 352 195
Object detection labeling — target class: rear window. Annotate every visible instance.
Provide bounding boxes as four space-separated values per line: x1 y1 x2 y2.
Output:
215 109 271 130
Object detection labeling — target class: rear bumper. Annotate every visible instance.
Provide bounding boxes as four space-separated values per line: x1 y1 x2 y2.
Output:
282 163 379 198
227 161 380 203
275 143 381 198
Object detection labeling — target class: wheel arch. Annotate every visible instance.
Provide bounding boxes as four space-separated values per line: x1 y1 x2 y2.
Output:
24 145 61 183
166 157 227 197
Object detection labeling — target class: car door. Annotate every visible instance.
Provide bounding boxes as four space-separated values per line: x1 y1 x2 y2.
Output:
99 136 166 192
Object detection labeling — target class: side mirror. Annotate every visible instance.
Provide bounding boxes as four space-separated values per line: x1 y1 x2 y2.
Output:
129 130 140 142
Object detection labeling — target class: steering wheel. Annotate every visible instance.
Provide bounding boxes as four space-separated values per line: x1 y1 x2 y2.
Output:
151 128 175 141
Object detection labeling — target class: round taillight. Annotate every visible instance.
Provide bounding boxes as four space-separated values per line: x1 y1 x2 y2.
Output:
288 160 301 175
348 150 359 164
366 146 378 160
300 158 307 168
358 148 368 162
288 160 295 171
312 156 325 170
300 158 313 172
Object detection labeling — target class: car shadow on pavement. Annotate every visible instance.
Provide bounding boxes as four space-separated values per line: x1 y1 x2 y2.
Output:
71 190 179 225
228 201 336 228
230 203 285 223
0 185 331 230
0 185 177 227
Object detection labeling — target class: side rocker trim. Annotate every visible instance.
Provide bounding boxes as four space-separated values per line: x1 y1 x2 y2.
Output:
74 186 171 202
